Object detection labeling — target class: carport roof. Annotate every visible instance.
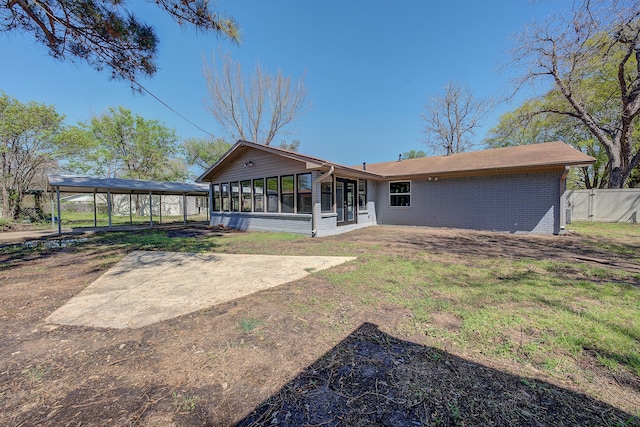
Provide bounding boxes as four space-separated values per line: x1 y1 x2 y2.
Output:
47 175 209 195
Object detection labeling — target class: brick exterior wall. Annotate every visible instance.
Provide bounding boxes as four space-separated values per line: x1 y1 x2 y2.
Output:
375 171 563 234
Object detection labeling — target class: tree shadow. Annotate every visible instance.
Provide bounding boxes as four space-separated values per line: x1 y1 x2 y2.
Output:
236 322 638 427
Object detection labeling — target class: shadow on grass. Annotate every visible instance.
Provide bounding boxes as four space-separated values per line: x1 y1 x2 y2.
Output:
236 323 638 427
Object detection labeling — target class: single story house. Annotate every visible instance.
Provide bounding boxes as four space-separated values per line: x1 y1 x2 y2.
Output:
196 140 595 236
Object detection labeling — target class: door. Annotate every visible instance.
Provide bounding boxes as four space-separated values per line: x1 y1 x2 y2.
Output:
336 178 357 226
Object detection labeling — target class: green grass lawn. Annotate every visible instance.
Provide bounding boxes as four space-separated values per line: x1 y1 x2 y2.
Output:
76 224 640 387
7 223 638 413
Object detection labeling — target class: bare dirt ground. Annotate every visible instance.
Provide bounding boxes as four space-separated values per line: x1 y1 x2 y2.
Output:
0 226 638 426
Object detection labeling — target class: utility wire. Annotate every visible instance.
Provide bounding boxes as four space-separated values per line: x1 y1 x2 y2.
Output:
32 0 217 138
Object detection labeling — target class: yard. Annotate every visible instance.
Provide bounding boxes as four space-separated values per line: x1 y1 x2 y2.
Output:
0 223 638 426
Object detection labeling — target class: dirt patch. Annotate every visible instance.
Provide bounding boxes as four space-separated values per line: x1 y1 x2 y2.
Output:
0 226 638 426
430 311 462 331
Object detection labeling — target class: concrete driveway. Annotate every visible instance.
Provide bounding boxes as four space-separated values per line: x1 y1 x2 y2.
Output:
46 251 355 329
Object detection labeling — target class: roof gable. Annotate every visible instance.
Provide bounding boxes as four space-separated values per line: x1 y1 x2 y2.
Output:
196 140 380 182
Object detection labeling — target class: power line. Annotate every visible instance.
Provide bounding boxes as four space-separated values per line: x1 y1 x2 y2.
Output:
31 0 217 138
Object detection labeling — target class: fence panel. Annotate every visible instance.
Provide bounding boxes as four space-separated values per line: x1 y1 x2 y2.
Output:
566 189 639 222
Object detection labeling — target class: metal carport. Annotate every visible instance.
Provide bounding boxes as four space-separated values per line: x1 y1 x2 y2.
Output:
47 175 210 235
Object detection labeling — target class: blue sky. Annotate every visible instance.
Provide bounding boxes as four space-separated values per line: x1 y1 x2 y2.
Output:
1 0 563 167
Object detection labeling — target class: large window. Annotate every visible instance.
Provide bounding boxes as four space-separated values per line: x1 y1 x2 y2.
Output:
221 183 230 211
358 179 367 210
297 173 312 214
230 181 240 212
213 184 221 211
241 180 252 212
390 181 410 207
321 180 333 212
266 177 279 212
253 179 264 212
280 175 295 213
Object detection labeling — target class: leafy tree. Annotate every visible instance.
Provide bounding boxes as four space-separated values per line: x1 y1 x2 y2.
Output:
1 1 239 83
65 106 187 181
403 149 427 159
204 54 308 146
484 98 612 189
420 81 491 156
0 92 64 220
184 137 231 172
510 0 640 188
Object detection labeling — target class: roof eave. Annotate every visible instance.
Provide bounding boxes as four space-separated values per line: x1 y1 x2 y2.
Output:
376 161 595 180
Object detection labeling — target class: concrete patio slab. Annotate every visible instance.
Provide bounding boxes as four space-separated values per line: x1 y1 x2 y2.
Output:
46 251 355 329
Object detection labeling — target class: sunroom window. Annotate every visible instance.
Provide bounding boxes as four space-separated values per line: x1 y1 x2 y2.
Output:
297 173 312 213
280 175 294 213
253 179 264 212
358 180 367 210
266 177 279 212
241 180 252 212
321 181 333 212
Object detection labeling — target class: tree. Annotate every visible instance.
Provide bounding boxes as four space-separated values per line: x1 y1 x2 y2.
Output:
403 149 427 159
420 81 491 156
205 54 308 146
277 139 300 152
0 92 64 220
65 106 187 181
1 1 239 83
184 136 231 172
484 98 612 189
511 0 640 188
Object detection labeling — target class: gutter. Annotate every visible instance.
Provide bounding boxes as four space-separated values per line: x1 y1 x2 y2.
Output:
311 166 334 237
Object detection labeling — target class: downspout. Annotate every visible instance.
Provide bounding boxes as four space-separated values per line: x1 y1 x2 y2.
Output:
559 166 570 234
311 166 334 237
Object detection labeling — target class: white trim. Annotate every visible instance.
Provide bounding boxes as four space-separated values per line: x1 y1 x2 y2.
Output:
389 180 411 207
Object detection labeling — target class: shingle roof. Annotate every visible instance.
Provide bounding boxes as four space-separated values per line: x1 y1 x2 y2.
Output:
357 142 595 178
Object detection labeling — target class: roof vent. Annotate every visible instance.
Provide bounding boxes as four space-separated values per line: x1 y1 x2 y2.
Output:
362 162 367 170
398 154 402 162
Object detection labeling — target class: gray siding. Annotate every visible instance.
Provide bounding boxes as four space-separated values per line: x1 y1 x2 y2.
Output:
212 148 308 182
376 171 563 234
210 212 312 235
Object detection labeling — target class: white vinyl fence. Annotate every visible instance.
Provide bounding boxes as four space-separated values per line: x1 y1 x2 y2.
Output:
566 189 639 223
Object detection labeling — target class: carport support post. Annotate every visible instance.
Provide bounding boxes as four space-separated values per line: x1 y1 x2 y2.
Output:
159 194 163 224
56 186 61 235
93 190 97 228
149 191 153 227
183 193 187 225
129 193 133 225
107 189 112 228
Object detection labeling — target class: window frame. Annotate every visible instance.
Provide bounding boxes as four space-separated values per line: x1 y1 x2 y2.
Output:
212 184 221 212
296 173 312 214
230 181 240 212
320 179 333 213
253 178 264 212
221 182 230 211
280 174 295 213
389 181 411 207
241 179 252 212
358 179 367 211
266 176 279 213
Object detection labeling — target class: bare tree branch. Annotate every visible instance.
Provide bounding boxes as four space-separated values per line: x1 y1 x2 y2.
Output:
205 54 308 146
421 81 491 156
